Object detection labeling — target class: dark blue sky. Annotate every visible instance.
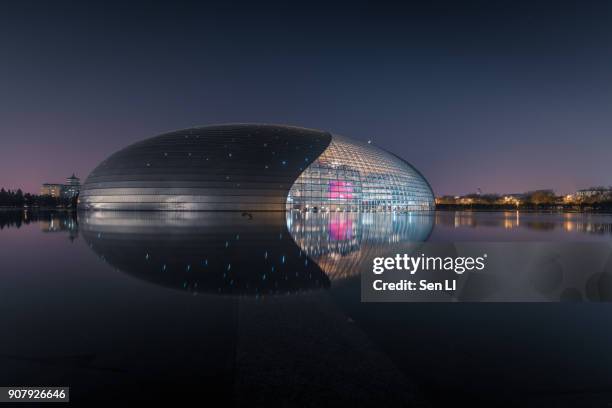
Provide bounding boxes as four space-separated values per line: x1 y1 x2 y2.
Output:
2 1 611 195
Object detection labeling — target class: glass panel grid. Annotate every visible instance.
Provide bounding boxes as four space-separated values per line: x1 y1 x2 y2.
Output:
287 135 434 212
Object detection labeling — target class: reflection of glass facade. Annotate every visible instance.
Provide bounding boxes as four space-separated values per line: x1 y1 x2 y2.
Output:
287 135 434 212
79 210 433 294
286 211 434 281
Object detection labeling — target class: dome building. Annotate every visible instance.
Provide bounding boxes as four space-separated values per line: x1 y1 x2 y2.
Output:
79 124 434 212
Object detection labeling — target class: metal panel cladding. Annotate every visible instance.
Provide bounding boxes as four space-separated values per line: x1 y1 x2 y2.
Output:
79 124 332 211
286 135 435 212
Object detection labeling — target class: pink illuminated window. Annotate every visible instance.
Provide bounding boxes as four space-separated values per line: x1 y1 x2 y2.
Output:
328 181 353 200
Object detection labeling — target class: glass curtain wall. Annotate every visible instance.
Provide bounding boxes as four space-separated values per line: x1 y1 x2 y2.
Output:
287 135 434 212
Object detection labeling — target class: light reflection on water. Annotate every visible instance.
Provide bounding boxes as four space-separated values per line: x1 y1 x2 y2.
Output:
2 210 612 296
431 210 612 240
77 210 434 294
5 210 612 238
79 211 331 296
287 211 433 281
2 210 612 405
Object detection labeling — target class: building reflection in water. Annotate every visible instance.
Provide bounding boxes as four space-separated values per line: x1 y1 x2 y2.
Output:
18 209 612 298
286 211 434 281
80 211 330 296
436 211 612 236
79 211 434 295
39 213 79 241
0 210 79 240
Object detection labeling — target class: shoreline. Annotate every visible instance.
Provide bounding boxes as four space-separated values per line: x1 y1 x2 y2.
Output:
435 204 612 214
0 207 76 211
1 207 612 215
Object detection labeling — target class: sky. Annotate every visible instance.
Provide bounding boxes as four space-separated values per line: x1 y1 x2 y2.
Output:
1 0 611 195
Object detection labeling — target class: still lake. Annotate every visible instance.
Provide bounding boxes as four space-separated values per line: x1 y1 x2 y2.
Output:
1 210 612 407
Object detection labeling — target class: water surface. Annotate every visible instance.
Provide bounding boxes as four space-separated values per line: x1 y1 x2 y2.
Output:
2 210 612 406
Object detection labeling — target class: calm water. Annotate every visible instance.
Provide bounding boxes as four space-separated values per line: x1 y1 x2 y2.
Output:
2 210 612 406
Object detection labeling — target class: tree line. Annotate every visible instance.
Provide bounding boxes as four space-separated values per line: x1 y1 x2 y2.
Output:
437 188 612 211
0 188 78 208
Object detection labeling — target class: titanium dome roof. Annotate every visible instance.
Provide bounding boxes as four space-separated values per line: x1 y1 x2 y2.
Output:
79 124 434 212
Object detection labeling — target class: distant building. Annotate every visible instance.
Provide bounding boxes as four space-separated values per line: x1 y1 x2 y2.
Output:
563 194 576 203
63 174 81 198
505 193 525 200
40 183 64 198
575 187 612 202
501 195 522 206
576 187 611 198
40 174 81 199
576 189 597 199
